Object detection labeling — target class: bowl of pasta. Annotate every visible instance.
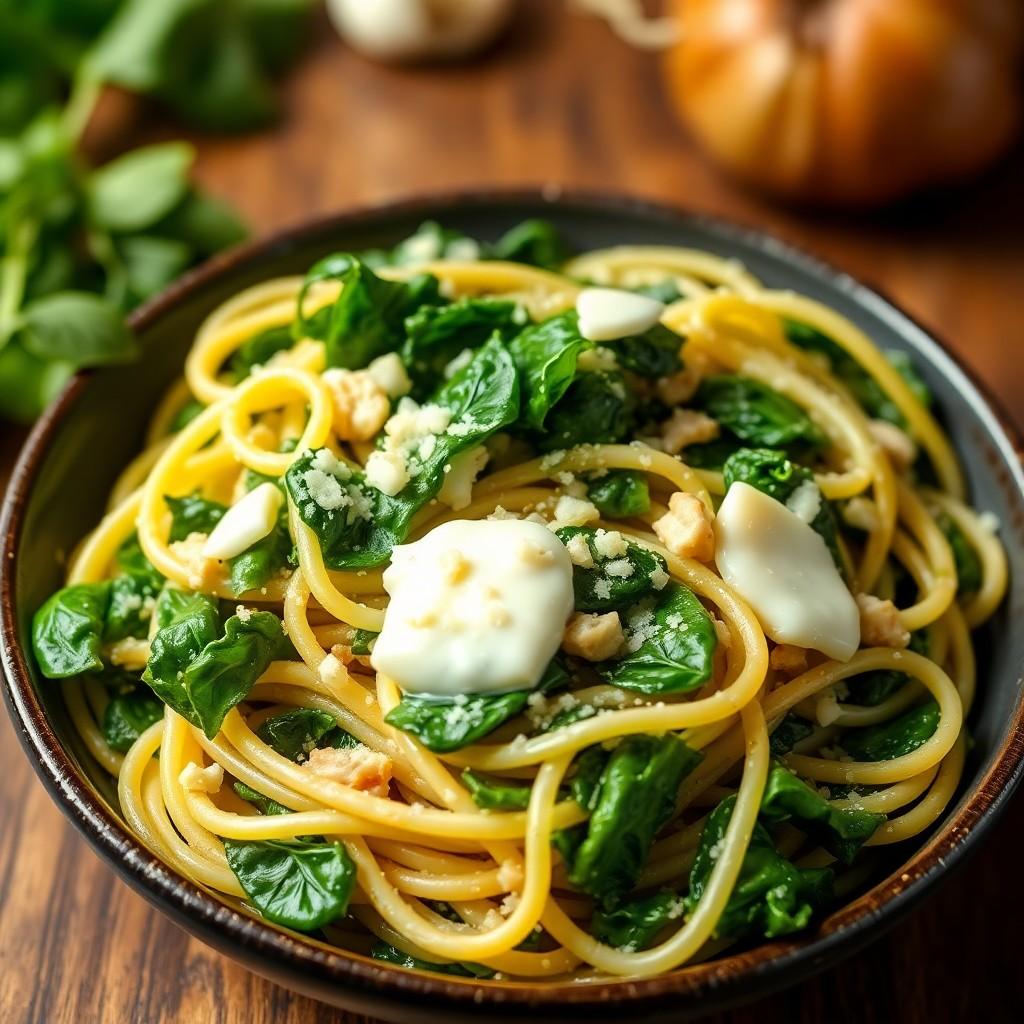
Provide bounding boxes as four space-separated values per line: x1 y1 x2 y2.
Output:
2 190 1022 1021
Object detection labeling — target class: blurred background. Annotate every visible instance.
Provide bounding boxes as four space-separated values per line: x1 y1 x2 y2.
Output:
1 1 1023 1021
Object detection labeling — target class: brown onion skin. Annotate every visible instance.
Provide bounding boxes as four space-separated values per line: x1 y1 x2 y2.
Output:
663 0 1023 206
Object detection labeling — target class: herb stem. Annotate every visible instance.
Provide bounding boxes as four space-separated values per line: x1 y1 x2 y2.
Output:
0 216 38 349
62 70 102 146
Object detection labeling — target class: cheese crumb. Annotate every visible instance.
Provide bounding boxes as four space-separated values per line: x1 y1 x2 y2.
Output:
366 352 412 398
856 593 911 648
565 532 596 568
322 368 391 441
553 495 600 527
653 492 715 561
305 745 393 798
179 762 224 794
868 419 917 474
593 528 627 559
437 446 489 510
562 611 624 661
365 450 411 496
661 408 719 455
786 480 822 524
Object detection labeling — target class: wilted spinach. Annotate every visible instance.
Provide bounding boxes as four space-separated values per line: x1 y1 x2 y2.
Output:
461 770 531 811
370 941 495 979
286 337 518 569
599 585 717 695
256 708 338 762
557 735 702 905
760 762 884 864
840 701 940 762
591 891 684 951
585 470 650 519
555 526 667 613
687 796 833 941
102 688 164 752
32 582 112 677
223 837 355 931
165 493 226 542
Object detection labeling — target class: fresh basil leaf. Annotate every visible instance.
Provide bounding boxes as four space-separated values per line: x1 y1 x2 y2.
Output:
118 235 192 301
0 337 74 423
286 337 518 569
181 611 292 738
759 762 884 864
509 311 592 430
840 701 940 762
256 708 338 762
233 781 292 816
585 470 650 519
561 735 701 904
165 493 226 542
600 584 717 694
723 447 844 573
461 770 531 811
89 141 193 232
695 375 825 452
370 940 494 978
19 291 136 367
687 794 833 940
102 688 164 752
296 254 442 369
224 837 355 930
556 526 667 613
591 891 684 951
32 582 110 678
156 189 247 254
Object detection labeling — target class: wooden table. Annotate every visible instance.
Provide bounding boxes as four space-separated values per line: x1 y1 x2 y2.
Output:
2 5 1023 1021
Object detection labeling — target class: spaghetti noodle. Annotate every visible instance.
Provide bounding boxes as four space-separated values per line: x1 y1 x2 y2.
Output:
31 220 1005 981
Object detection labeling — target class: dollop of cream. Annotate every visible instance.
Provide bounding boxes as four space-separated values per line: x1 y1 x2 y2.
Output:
371 519 574 696
714 482 860 661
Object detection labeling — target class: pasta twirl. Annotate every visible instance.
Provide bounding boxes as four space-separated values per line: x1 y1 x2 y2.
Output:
31 220 1005 981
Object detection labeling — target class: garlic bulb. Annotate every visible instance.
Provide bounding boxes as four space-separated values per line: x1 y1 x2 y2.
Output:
327 0 515 63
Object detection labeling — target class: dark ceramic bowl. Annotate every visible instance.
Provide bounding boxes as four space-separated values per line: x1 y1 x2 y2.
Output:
3 191 1023 1022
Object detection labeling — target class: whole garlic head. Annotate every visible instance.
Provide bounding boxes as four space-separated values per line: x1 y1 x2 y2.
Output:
327 0 515 63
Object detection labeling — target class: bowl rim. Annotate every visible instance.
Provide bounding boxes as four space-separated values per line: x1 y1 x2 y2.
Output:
3 186 1024 1016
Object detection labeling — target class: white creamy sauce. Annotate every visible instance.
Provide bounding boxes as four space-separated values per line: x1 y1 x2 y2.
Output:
714 482 860 661
575 287 665 342
371 519 574 696
202 482 282 560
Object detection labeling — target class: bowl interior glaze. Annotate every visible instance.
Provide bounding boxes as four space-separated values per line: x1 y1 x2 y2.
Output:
3 192 1024 1023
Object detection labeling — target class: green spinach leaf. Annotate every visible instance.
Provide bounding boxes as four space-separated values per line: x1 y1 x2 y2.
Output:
32 582 110 678
165 493 226 541
233 781 292 817
229 324 294 381
686 795 833 940
556 526 667 613
591 891 684 951
102 688 164 752
840 701 940 762
695 375 826 452
256 708 338 762
560 734 701 904
540 370 635 452
370 940 495 978
224 837 355 931
461 770 531 811
600 585 717 695
759 762 884 864
585 470 650 519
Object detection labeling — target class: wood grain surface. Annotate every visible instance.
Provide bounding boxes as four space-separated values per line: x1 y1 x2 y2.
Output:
2 4 1023 1022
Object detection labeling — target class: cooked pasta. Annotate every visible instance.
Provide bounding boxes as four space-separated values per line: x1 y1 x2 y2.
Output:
32 219 1006 981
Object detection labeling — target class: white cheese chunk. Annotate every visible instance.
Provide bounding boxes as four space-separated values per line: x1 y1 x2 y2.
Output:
437 446 489 510
367 352 412 398
371 519 574 696
714 482 860 661
575 287 665 342
202 482 282 560
365 449 410 496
